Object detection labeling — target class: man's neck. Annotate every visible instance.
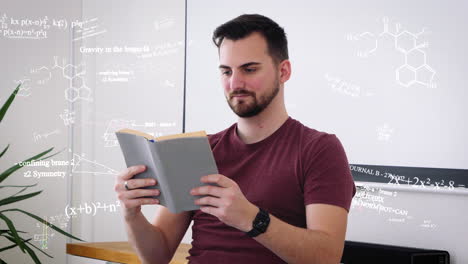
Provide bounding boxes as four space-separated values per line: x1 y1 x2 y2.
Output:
236 106 289 144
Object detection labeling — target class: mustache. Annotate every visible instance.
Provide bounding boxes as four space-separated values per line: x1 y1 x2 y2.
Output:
229 90 255 99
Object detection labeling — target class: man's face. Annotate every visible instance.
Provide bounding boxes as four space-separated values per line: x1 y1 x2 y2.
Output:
218 32 280 117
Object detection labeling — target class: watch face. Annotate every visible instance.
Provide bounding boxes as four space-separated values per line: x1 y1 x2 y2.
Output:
253 209 270 232
246 209 270 237
255 220 267 229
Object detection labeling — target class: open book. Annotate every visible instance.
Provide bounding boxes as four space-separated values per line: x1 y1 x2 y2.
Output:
115 129 219 214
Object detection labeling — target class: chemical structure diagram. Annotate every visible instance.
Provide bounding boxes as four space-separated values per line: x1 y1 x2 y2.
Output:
18 56 93 102
30 56 92 102
347 17 436 89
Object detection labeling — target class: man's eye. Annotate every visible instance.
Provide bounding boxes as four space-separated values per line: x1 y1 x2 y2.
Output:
245 68 256 73
222 70 231 75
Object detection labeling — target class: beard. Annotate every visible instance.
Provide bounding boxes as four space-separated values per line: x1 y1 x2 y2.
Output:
226 78 280 118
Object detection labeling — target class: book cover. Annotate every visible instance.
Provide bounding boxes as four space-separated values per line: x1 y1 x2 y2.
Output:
115 129 219 214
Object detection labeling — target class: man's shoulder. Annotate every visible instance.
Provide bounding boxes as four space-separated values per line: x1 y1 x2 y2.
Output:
207 123 236 147
287 118 345 158
289 118 334 144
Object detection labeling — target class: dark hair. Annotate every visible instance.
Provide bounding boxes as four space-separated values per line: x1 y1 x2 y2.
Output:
212 14 289 65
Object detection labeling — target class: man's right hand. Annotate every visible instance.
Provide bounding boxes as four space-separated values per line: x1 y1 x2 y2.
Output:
114 165 160 220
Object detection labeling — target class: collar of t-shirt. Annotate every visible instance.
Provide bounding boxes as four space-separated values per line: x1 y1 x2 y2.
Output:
231 116 293 151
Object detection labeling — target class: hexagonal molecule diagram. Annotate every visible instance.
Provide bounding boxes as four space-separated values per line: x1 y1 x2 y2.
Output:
25 56 93 102
347 17 436 88
54 57 93 102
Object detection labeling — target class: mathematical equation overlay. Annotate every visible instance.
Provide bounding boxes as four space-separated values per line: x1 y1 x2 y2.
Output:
350 164 468 190
65 201 121 218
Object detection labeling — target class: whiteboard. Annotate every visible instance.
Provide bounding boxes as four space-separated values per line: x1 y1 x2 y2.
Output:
185 0 468 190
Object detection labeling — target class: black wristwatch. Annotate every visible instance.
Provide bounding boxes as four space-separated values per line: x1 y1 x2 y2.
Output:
246 207 270 237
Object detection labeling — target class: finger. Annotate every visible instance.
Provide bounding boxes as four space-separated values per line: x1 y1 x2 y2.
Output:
125 178 157 190
122 198 159 209
120 165 147 181
200 174 234 188
121 189 160 200
194 196 223 207
191 185 224 197
200 206 221 217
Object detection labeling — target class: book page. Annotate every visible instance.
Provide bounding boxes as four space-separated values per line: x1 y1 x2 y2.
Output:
156 131 206 141
117 129 206 141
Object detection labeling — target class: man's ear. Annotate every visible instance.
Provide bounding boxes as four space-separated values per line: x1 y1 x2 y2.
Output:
278 59 291 84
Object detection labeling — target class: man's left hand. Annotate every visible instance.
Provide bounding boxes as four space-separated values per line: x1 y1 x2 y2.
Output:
190 174 258 232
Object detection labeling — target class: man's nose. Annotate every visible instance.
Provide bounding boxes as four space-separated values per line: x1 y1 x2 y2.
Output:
229 71 245 90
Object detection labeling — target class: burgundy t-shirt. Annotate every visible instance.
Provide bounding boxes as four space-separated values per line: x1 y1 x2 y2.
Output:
187 117 356 263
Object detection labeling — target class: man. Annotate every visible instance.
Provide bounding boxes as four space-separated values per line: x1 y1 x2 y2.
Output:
115 14 355 264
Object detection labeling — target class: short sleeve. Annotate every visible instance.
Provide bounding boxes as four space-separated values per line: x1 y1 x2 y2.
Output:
303 134 356 212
